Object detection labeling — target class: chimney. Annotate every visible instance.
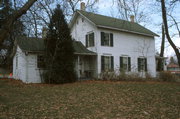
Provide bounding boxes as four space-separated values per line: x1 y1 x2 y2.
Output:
80 2 85 11
130 15 135 22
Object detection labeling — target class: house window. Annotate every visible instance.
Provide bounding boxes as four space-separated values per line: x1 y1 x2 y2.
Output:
101 56 114 71
86 32 94 47
138 57 147 71
82 18 84 22
101 32 113 47
120 56 131 71
37 55 45 68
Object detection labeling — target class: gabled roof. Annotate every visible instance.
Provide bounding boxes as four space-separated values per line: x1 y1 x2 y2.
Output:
70 10 158 37
16 37 96 55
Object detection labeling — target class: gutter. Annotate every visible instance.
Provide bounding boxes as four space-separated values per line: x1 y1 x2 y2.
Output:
74 52 97 56
97 25 159 37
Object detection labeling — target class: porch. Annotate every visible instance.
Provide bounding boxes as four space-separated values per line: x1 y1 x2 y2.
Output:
75 55 97 79
73 41 97 80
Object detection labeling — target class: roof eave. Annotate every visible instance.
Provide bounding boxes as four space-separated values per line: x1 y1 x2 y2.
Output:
97 25 159 37
21 50 44 53
74 52 97 56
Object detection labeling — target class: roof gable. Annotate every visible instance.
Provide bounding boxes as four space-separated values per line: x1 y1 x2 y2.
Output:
70 10 158 37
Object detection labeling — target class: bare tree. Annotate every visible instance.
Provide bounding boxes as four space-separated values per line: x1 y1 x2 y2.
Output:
0 0 37 45
21 0 55 37
168 14 180 37
116 0 149 24
157 25 165 71
161 0 180 66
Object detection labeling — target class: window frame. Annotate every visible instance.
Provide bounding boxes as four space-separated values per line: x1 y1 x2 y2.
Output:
101 32 113 47
138 57 147 72
120 56 131 72
86 32 94 47
101 56 114 71
37 55 45 69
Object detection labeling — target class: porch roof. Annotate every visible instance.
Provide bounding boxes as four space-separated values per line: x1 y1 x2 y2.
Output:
73 41 97 55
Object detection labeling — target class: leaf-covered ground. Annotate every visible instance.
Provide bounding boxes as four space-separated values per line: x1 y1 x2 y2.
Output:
0 79 180 119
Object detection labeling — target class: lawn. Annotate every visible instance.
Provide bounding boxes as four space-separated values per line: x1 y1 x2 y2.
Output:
0 79 180 119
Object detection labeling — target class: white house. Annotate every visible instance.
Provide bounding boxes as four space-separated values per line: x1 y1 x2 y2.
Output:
70 10 158 79
13 9 158 83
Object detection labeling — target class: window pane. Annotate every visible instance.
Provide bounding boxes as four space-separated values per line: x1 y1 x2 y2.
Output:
86 32 94 47
104 56 111 71
104 33 110 46
122 57 128 71
138 58 146 71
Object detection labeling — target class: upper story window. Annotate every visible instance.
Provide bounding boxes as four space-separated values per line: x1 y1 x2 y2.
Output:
138 57 147 72
86 32 94 47
101 56 114 71
37 55 45 69
120 56 131 71
101 32 113 47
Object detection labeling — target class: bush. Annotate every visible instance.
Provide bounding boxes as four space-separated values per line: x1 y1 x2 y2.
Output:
158 71 178 82
100 70 148 81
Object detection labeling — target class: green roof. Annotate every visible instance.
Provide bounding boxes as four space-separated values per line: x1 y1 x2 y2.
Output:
73 41 96 55
16 37 96 55
74 10 158 37
17 37 44 52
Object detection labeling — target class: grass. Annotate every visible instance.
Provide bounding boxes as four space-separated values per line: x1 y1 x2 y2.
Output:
0 79 180 119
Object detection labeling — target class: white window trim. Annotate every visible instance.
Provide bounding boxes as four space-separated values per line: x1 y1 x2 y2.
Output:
104 33 111 46
86 32 94 47
120 56 130 72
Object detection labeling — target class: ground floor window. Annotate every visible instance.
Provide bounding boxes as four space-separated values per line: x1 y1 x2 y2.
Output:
138 57 147 71
120 56 131 71
37 55 45 68
101 56 114 71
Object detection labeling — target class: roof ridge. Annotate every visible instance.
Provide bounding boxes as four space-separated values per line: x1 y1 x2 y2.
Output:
77 10 138 25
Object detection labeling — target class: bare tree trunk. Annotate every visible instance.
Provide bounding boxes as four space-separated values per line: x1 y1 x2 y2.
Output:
157 25 165 71
0 0 37 45
168 14 180 37
161 0 180 66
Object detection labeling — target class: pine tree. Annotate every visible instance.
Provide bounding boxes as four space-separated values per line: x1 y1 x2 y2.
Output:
44 4 77 84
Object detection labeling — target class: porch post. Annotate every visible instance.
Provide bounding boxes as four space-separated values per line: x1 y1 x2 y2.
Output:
77 55 80 79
